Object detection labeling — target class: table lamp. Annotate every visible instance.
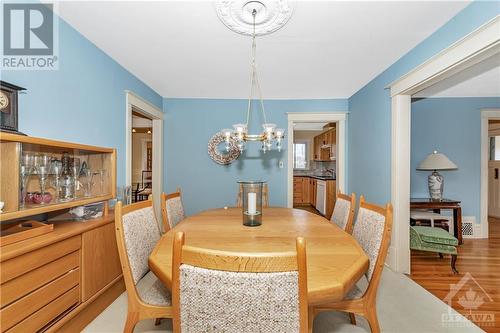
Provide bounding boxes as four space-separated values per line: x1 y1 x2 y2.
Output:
417 150 458 200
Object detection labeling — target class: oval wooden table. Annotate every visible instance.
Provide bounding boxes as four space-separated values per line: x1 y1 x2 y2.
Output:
149 207 369 306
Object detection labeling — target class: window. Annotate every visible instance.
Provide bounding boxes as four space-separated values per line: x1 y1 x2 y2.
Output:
293 142 308 169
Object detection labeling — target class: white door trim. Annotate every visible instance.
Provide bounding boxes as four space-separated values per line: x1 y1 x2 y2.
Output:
481 109 500 238
125 91 164 219
286 112 347 208
389 15 500 273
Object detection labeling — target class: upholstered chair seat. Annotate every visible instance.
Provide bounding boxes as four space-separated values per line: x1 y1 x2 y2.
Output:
345 284 364 300
136 271 172 306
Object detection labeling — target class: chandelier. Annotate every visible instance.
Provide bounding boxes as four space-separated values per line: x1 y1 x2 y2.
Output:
221 9 285 153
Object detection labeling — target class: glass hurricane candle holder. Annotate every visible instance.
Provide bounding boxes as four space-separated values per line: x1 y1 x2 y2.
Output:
238 180 266 227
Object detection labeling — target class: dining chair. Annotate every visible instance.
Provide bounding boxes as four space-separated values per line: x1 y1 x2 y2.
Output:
236 183 269 208
312 196 393 333
161 188 186 233
114 199 173 332
330 190 356 234
171 231 309 333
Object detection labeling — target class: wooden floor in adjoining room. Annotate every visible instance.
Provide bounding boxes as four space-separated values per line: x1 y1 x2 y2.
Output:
410 218 500 333
294 204 323 216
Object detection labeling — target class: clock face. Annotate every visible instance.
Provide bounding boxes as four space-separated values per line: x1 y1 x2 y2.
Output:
0 91 9 112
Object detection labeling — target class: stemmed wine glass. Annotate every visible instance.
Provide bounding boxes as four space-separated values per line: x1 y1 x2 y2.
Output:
20 153 34 208
34 153 51 204
50 159 63 203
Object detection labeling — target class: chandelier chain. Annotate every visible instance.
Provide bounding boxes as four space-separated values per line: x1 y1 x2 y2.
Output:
246 9 267 127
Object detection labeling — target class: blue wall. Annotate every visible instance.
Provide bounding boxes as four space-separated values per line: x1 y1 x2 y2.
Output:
411 97 500 223
347 1 500 205
163 98 348 215
1 14 163 187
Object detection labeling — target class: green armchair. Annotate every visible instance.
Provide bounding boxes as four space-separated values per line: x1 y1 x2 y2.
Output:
410 226 458 274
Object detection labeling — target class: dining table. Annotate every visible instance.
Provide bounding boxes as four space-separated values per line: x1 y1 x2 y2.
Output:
148 207 369 306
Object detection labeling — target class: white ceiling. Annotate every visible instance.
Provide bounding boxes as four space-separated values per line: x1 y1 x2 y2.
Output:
57 1 470 99
415 54 500 98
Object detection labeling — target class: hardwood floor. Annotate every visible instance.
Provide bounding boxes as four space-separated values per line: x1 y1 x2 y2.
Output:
410 218 500 332
294 204 323 216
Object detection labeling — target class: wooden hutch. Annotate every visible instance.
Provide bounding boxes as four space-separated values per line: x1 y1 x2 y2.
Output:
0 133 124 332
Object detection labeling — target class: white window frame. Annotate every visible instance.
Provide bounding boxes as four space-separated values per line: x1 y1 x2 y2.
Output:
293 140 309 170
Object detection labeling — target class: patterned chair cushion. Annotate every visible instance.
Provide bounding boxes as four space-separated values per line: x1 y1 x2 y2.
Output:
166 196 186 228
179 264 300 333
412 226 458 246
137 273 172 306
122 206 161 284
352 207 386 281
345 284 364 300
330 197 351 231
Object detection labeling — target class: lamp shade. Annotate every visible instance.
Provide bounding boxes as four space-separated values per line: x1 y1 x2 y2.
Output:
417 150 458 171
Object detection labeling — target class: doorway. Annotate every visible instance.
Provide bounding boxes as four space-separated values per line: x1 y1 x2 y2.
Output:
286 112 347 211
292 122 336 218
125 91 163 220
389 17 499 273
131 110 153 203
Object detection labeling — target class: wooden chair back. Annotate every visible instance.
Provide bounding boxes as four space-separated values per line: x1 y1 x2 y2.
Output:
114 199 173 327
353 196 393 300
161 187 185 233
236 183 269 208
331 190 356 234
171 232 308 333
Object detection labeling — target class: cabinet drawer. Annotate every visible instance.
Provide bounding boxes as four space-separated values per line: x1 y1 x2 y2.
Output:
6 286 79 333
1 268 80 331
1 251 80 308
1 236 81 284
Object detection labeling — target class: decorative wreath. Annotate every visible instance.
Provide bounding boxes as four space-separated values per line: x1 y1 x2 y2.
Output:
208 132 241 165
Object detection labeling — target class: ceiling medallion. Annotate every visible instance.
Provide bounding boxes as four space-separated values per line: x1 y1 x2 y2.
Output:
215 0 293 36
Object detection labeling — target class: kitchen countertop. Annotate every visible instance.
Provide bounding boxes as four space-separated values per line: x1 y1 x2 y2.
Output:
293 174 336 181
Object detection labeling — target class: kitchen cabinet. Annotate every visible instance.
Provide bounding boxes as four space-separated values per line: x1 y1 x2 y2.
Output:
310 178 317 205
313 128 336 161
293 177 310 205
294 176 335 218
